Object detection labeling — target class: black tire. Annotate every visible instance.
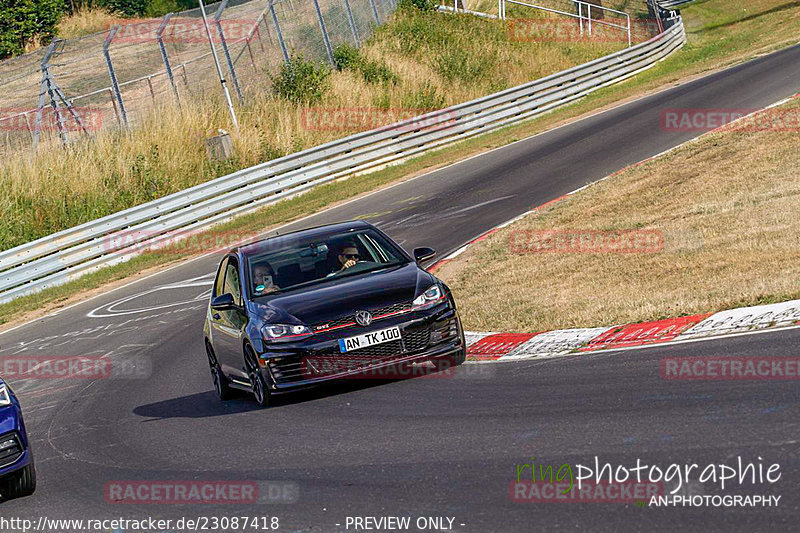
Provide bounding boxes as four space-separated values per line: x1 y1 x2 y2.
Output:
244 346 270 408
433 348 466 371
206 342 232 401
1 459 36 500
432 323 467 370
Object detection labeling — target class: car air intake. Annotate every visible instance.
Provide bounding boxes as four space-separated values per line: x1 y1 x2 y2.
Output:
0 432 23 468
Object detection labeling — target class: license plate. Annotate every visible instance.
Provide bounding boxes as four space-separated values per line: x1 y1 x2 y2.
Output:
338 326 401 353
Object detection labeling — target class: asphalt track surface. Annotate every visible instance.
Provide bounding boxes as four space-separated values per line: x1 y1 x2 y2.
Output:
1 44 799 532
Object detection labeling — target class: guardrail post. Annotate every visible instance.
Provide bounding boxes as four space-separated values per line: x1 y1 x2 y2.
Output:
269 1 290 65
312 0 335 66
368 0 381 24
343 0 360 46
214 0 245 104
587 3 592 35
626 13 631 47
198 0 239 131
103 27 128 129
33 41 58 149
157 13 181 107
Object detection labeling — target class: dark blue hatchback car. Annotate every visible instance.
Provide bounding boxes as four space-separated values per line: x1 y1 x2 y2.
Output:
0 377 36 501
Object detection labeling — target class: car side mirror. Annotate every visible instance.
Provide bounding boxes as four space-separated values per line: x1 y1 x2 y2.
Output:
210 293 236 311
413 247 436 264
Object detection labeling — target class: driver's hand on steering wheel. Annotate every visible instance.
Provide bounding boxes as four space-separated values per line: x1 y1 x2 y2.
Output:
338 248 360 271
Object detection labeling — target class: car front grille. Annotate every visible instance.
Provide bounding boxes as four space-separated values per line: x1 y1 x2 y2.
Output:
403 326 431 353
0 432 23 468
313 301 413 332
268 325 431 386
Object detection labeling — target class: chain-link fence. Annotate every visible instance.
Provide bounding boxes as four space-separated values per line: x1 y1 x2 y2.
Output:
0 0 397 154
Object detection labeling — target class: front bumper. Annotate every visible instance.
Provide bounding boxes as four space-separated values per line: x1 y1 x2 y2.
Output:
0 404 31 477
257 304 464 390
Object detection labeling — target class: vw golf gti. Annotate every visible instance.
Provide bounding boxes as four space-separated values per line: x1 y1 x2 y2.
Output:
203 221 466 406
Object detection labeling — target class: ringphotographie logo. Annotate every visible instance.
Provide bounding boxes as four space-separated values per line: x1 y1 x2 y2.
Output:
661 357 800 380
511 456 782 507
108 18 259 44
0 107 103 132
507 18 659 43
660 108 800 132
301 107 456 133
508 229 664 254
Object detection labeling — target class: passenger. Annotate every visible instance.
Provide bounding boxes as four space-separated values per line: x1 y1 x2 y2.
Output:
252 263 278 294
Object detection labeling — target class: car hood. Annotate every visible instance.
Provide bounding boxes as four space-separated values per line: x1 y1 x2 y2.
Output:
248 263 434 325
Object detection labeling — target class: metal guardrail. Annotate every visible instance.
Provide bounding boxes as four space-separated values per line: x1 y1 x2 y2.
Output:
0 18 686 304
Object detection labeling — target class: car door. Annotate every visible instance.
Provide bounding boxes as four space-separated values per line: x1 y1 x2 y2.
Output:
210 255 248 379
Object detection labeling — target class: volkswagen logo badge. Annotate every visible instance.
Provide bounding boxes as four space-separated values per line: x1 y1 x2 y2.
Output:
355 310 372 327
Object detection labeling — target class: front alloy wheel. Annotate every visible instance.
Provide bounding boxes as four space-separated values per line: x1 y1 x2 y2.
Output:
206 342 232 401
245 347 270 407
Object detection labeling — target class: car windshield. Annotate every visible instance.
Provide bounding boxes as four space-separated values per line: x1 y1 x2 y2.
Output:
245 228 408 297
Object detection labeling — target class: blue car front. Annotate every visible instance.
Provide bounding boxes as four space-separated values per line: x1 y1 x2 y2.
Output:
0 378 33 486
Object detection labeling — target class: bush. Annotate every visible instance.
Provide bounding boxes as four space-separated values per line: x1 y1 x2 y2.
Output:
398 0 436 11
270 55 331 105
143 0 198 17
434 47 494 85
98 0 147 16
333 43 399 85
0 0 65 59
333 43 360 72
359 59 399 85
400 81 445 110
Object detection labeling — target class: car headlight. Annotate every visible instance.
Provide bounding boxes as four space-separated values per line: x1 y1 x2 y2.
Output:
262 324 312 340
413 284 445 309
0 384 11 406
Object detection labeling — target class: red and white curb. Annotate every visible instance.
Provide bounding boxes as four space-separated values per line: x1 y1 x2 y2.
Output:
464 299 800 362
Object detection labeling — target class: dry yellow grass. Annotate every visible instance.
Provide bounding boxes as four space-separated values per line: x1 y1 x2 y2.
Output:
0 7 626 249
56 7 119 40
438 96 800 332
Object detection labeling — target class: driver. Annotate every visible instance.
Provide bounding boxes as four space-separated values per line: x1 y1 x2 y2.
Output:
252 263 278 294
329 243 360 276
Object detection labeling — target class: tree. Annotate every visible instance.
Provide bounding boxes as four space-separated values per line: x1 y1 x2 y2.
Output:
98 0 147 16
0 0 65 59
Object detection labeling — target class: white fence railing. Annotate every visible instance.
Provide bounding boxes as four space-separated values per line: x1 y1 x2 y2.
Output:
0 17 686 305
657 0 693 9
499 0 633 47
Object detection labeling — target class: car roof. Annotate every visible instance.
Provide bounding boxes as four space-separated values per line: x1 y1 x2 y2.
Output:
234 220 373 257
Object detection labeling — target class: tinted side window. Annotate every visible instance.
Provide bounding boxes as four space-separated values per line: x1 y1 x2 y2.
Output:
223 260 242 306
213 258 228 297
